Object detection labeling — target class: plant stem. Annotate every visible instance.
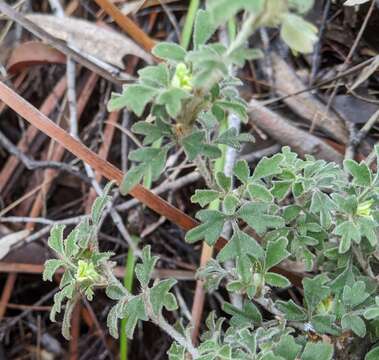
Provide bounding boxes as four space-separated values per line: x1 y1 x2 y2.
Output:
190 118 228 342
194 155 214 189
119 136 161 358
120 235 139 360
226 12 257 56
143 290 200 358
180 0 200 50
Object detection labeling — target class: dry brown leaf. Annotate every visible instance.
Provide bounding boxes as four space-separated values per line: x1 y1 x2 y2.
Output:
0 229 30 259
26 14 153 68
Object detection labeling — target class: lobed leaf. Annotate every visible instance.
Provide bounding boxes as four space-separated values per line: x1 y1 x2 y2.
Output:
152 42 187 62
301 342 333 360
48 224 66 256
43 259 65 281
191 189 220 207
252 154 284 179
344 159 372 187
265 237 290 270
217 228 264 262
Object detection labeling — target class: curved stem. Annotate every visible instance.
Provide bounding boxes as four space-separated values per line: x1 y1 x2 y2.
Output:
143 290 200 358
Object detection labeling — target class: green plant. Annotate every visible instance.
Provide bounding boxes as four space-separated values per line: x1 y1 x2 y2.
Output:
44 1 379 359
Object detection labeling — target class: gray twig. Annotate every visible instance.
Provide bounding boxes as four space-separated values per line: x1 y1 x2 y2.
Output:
0 129 91 183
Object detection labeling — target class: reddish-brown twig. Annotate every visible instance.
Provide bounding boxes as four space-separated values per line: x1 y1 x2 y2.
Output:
94 0 156 52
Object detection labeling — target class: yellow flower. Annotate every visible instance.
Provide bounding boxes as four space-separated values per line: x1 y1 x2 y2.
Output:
76 260 100 283
357 199 374 218
171 63 192 91
316 296 334 315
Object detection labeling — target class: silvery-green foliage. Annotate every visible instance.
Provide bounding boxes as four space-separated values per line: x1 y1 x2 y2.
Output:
43 184 114 339
109 0 318 195
44 1 379 358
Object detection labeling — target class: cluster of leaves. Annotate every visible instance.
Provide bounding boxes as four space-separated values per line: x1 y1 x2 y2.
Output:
169 310 336 360
43 183 114 339
44 0 379 359
193 147 379 359
44 146 379 358
105 245 179 341
108 0 318 195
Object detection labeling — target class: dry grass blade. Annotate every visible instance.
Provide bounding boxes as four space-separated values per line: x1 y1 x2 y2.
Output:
0 80 209 242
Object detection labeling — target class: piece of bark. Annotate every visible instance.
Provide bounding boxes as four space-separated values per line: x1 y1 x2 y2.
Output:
249 99 344 164
272 54 349 144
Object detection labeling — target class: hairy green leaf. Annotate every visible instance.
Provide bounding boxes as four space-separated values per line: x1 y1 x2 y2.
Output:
365 346 379 360
152 42 187 62
43 259 65 281
135 246 159 287
252 154 284 179
344 159 372 186
120 164 146 195
150 278 178 316
280 14 318 54
265 272 291 288
138 64 170 87
265 237 290 270
217 228 264 262
121 295 148 339
91 182 113 224
191 189 220 207
233 160 250 183
156 88 189 117
276 300 307 321
343 281 369 308
274 335 301 360
303 275 330 313
341 313 366 337
301 341 333 360
248 183 274 202
48 224 65 256
239 203 285 235
110 85 157 116
194 9 215 48
186 210 226 245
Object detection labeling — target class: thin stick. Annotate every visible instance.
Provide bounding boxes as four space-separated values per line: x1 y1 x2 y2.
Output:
0 129 91 183
0 80 224 246
0 273 17 319
94 0 156 52
66 58 78 138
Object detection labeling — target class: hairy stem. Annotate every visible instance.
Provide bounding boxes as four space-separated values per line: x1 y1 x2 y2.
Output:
143 290 200 358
